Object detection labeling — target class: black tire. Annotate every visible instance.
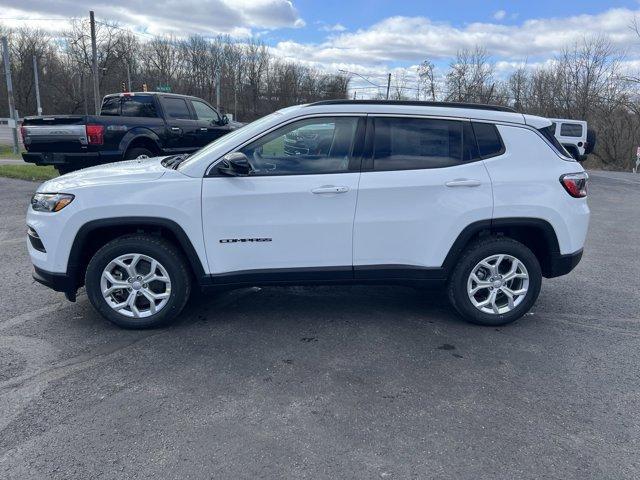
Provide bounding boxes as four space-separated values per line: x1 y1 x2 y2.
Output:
124 147 154 160
447 237 542 326
85 235 191 329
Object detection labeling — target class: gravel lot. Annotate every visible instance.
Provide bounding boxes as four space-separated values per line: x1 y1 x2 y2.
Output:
0 171 639 479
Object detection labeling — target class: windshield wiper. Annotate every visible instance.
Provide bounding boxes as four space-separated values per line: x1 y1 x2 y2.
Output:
162 153 190 169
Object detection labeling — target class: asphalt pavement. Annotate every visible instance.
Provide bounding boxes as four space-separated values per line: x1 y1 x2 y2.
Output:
0 171 639 479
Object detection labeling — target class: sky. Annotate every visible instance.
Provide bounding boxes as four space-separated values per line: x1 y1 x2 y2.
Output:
1 0 640 96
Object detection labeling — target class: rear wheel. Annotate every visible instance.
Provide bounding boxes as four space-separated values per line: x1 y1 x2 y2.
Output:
85 235 191 328
124 147 154 160
447 237 542 326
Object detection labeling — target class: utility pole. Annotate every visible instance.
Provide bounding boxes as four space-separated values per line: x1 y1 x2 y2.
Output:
33 55 42 115
89 11 100 114
385 73 391 100
2 37 19 155
215 68 221 111
126 62 132 92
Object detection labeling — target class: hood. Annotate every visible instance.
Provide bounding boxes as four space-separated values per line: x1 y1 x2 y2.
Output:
38 157 168 192
228 120 245 129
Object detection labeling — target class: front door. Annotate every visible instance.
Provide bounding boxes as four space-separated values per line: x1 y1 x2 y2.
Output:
353 116 494 277
202 116 364 280
190 99 229 147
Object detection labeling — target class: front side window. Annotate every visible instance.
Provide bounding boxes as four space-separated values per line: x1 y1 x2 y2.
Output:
192 101 220 123
372 117 475 171
237 117 359 176
163 98 192 119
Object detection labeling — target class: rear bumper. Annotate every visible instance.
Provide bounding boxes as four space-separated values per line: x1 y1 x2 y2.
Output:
33 266 77 301
22 151 122 168
545 249 583 278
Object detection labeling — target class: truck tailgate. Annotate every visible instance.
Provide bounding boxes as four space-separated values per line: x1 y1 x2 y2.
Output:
22 124 88 153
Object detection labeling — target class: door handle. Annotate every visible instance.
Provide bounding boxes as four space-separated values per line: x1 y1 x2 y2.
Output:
170 127 182 133
445 179 482 187
311 185 350 194
199 127 208 131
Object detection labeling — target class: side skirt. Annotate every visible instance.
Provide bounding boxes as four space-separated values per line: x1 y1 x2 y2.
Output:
199 265 447 290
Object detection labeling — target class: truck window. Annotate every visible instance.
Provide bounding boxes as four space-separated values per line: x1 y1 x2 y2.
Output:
101 97 120 116
163 98 192 119
192 101 220 123
121 96 158 118
560 123 583 137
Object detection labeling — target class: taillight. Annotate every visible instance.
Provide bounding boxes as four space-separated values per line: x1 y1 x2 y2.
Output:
20 125 26 142
560 172 588 198
86 124 104 145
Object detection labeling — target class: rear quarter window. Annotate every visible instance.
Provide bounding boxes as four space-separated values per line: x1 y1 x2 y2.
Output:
471 122 505 158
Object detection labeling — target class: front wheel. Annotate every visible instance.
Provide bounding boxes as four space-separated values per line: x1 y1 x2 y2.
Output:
85 235 191 328
447 237 542 326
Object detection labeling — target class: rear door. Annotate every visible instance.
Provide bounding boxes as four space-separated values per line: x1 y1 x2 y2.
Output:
353 116 494 278
189 99 229 147
159 96 198 153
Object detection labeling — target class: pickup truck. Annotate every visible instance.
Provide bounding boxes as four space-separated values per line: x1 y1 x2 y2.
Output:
21 92 242 174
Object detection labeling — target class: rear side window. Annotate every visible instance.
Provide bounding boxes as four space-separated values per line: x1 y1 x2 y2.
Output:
560 123 583 137
471 122 505 158
373 117 476 171
121 96 158 118
101 97 120 116
163 98 192 119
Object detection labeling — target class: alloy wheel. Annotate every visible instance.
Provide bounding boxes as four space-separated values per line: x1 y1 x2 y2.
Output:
467 254 529 315
100 253 171 318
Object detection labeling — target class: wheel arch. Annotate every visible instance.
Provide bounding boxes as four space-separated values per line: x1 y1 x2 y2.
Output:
120 130 162 157
67 217 206 290
442 218 561 278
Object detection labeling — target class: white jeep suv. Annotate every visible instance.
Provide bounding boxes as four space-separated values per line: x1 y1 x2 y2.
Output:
26 101 589 329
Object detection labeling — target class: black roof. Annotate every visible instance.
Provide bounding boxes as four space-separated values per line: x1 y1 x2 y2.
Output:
307 99 517 113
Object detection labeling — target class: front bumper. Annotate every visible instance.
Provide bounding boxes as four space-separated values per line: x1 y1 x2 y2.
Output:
33 266 77 301
545 249 583 278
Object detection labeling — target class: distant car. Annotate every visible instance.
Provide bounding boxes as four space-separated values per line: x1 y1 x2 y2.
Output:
27 100 589 329
549 118 596 162
21 92 242 174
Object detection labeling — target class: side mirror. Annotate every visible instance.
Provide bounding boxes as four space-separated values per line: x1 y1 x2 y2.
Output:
217 152 253 176
221 114 229 125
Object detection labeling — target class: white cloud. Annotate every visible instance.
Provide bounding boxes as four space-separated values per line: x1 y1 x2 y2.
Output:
319 23 347 32
271 8 640 67
493 10 507 21
0 0 304 37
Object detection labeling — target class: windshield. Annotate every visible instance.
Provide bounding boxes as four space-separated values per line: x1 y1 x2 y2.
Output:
537 125 572 158
177 111 283 170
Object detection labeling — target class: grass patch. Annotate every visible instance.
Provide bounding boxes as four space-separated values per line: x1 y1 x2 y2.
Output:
0 164 58 182
0 144 25 159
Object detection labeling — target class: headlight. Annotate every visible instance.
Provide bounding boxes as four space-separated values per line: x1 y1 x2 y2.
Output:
31 193 75 212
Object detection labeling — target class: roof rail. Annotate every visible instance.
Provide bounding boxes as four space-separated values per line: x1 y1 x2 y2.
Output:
307 99 517 113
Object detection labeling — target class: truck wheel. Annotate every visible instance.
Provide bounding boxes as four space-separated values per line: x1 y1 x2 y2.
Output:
124 147 154 160
447 237 542 326
85 234 191 329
